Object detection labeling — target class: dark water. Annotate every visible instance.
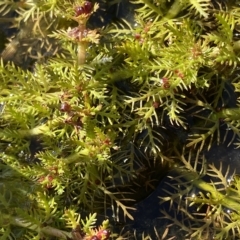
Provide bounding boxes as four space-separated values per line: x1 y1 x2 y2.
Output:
116 142 240 239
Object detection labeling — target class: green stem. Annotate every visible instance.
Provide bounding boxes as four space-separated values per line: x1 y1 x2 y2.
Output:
164 0 186 19
233 40 240 51
77 24 87 65
78 42 87 65
16 116 65 138
0 18 16 23
215 108 240 120
179 170 240 213
17 125 52 137
4 215 72 239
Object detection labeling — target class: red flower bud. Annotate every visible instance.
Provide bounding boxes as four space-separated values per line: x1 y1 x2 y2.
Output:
60 102 71 112
75 1 93 16
90 236 100 240
161 77 170 89
96 229 111 240
134 33 141 40
75 6 84 16
84 1 93 14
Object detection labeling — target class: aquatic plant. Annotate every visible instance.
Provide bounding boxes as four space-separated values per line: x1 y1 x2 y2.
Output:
1 0 240 239
159 148 240 240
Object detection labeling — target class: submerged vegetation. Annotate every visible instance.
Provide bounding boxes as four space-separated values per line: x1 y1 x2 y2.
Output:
1 0 240 239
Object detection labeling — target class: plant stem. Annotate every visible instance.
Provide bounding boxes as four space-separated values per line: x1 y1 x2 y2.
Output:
233 40 240 51
164 0 185 19
179 170 240 213
215 108 240 120
78 42 87 65
6 215 72 239
17 125 52 137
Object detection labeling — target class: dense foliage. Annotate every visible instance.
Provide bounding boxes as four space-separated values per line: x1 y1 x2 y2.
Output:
1 0 240 239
